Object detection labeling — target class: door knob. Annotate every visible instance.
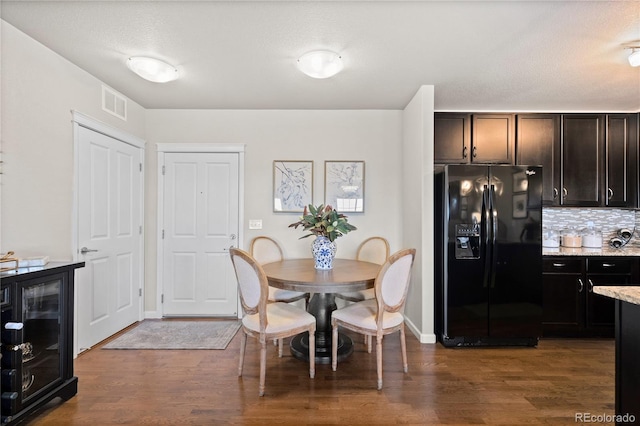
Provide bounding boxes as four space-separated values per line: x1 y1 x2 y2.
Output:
80 247 98 254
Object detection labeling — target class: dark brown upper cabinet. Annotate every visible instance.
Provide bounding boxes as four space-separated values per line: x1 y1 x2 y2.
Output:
516 114 561 205
561 114 605 206
434 113 471 163
605 114 638 208
434 113 514 164
471 114 514 163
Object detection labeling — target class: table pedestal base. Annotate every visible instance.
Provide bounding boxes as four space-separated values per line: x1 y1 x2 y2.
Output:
290 331 353 364
289 292 354 364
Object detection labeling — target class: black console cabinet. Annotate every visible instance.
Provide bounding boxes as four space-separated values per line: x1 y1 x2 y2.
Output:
0 262 83 425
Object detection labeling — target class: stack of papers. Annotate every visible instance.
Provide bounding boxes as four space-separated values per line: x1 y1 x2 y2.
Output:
18 256 50 267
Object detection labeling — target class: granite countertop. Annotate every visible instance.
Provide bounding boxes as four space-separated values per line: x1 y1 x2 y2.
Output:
593 286 640 306
543 245 640 257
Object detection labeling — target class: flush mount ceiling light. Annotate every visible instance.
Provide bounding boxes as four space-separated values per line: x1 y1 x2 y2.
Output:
126 56 179 83
628 48 640 67
297 50 344 79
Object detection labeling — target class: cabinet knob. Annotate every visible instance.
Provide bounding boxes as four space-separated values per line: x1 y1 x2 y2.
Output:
463 146 468 159
577 278 584 293
553 188 558 199
472 146 477 158
608 188 614 200
562 188 568 198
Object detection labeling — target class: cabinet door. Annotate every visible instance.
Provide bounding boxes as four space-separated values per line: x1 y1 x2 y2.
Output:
434 113 471 164
471 114 514 163
561 115 605 206
542 258 584 336
586 258 637 334
605 114 638 207
516 114 561 205
585 274 630 334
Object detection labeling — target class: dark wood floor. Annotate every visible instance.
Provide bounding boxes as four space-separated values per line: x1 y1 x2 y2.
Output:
27 322 615 425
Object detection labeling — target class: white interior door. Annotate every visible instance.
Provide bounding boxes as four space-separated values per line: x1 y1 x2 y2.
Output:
161 152 239 316
76 124 143 352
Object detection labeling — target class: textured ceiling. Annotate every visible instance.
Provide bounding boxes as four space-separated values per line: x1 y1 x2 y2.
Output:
2 1 639 111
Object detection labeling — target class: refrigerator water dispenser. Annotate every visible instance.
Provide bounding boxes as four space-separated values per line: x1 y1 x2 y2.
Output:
455 223 480 259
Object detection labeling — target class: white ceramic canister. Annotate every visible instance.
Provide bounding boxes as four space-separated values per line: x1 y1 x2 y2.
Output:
582 222 602 248
561 227 582 248
542 228 560 248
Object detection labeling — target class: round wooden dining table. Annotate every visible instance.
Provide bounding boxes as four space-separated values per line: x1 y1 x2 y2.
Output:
261 258 381 364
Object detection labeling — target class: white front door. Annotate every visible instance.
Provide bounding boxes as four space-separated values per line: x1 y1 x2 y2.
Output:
76 123 143 352
160 152 239 316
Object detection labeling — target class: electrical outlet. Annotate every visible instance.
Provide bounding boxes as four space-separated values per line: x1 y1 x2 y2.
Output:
249 219 262 230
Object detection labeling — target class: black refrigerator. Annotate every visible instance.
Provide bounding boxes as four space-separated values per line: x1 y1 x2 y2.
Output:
435 164 543 347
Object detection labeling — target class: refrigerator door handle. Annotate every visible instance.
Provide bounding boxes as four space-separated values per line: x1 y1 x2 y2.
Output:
489 184 498 288
482 184 491 288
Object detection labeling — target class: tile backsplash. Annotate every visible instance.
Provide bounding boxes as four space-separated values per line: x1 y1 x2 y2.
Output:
543 208 640 247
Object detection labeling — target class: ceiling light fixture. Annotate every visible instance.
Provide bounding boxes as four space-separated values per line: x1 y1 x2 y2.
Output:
628 48 640 67
297 50 344 79
126 56 179 83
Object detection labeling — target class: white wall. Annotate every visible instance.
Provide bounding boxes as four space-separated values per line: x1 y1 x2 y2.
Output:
0 21 147 259
402 86 436 343
144 109 404 314
2 22 435 340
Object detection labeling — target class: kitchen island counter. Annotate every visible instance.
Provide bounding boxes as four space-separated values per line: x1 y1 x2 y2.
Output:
593 286 640 424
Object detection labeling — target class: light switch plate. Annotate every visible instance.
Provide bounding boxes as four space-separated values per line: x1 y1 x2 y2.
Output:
249 219 262 230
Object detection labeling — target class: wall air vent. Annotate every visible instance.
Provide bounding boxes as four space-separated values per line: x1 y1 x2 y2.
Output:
102 85 127 121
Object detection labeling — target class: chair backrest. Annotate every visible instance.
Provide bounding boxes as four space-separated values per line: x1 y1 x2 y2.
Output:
229 248 268 328
356 236 390 265
374 248 416 322
250 236 284 265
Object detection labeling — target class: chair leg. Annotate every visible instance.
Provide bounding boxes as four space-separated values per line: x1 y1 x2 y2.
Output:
259 339 267 397
331 320 339 371
400 325 408 373
376 334 383 390
238 331 247 377
308 326 316 379
278 338 284 357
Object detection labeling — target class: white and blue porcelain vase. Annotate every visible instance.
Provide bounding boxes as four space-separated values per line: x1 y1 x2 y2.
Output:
312 236 337 270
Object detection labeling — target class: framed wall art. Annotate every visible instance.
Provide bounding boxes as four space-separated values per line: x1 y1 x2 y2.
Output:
324 161 365 213
273 160 313 212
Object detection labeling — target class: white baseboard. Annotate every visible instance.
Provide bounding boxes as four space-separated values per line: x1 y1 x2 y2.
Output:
144 310 163 319
405 317 436 344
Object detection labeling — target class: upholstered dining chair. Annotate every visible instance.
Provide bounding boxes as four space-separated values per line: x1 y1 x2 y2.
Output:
250 236 310 352
229 248 316 397
250 236 310 306
335 236 390 303
331 248 416 390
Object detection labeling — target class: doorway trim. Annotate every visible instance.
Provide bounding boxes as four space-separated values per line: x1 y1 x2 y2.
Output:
71 110 146 356
156 143 245 319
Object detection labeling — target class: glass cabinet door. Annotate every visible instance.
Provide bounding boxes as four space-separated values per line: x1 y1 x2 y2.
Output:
21 278 61 401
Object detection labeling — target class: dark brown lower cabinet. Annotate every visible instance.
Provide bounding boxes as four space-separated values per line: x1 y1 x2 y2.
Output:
543 257 638 337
